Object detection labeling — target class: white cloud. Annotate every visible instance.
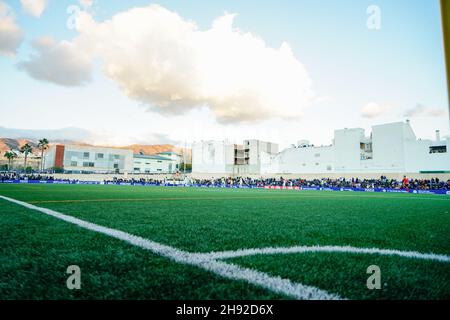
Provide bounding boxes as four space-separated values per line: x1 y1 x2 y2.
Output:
314 96 335 104
20 0 48 17
0 1 23 56
79 0 93 8
404 104 447 118
360 102 391 119
19 4 315 124
17 36 92 86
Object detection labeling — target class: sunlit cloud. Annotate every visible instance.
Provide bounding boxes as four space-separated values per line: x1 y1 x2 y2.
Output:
0 1 23 56
18 4 315 124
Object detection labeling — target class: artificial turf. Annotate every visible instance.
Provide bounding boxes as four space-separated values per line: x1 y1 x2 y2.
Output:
0 184 449 299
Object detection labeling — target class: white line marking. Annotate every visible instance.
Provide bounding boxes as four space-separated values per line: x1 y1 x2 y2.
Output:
0 195 340 300
199 245 450 263
3 195 449 300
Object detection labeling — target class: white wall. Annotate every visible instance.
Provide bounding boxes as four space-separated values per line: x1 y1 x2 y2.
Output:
371 122 407 172
191 122 450 175
405 137 450 172
192 141 234 173
274 145 335 174
133 157 176 173
59 145 133 173
334 128 365 172
260 151 278 174
244 140 279 174
44 146 56 169
157 152 182 165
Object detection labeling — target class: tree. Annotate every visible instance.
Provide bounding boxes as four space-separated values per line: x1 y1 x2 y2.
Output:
20 143 33 171
52 167 64 173
4 150 18 171
180 162 192 173
38 138 49 171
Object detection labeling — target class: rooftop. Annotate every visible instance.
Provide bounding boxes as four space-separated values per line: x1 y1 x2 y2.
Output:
157 151 180 156
134 154 173 161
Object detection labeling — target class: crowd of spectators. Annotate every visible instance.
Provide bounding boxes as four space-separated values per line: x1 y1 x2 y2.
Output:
1 172 450 190
189 176 450 191
103 177 164 185
0 172 73 183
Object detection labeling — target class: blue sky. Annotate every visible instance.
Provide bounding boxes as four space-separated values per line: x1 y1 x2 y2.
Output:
0 0 448 147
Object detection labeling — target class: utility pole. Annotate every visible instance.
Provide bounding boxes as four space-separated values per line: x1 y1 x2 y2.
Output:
183 140 187 175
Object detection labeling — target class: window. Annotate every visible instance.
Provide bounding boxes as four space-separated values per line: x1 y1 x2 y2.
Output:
71 161 77 167
314 153 320 157
83 152 90 158
83 162 95 167
208 144 215 158
113 164 119 169
327 165 332 171
157 160 163 163
429 146 447 154
96 153 104 159
134 168 140 172
114 154 120 160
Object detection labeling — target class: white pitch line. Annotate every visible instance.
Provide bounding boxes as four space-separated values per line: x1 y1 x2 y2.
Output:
0 195 340 300
198 245 450 263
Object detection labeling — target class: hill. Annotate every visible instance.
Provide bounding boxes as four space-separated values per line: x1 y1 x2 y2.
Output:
0 138 39 155
0 138 191 161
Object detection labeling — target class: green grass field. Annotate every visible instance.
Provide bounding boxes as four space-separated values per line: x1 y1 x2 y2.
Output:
0 184 449 300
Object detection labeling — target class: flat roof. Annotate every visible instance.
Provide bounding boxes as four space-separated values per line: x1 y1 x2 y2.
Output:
133 154 173 161
157 151 180 155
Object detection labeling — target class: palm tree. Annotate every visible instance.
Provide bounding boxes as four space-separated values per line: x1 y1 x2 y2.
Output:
4 150 18 171
38 138 49 171
20 143 33 172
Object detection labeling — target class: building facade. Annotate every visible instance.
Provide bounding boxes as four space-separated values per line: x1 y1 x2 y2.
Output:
45 145 133 173
192 139 279 175
44 145 182 174
133 154 179 174
192 121 450 175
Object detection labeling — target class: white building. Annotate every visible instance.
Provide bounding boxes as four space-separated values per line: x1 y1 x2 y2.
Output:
44 145 184 174
192 121 450 175
45 145 133 173
192 139 279 175
133 154 179 174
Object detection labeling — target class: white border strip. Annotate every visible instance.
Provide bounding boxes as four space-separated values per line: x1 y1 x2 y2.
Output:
199 245 450 263
0 195 340 300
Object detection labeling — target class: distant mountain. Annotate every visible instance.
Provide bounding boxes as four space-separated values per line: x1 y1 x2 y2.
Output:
0 126 191 161
119 144 192 162
0 138 68 157
0 127 91 141
118 144 182 155
0 138 39 155
1 138 191 162
87 144 191 160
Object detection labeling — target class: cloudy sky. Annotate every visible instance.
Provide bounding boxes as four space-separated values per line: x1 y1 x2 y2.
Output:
0 0 448 148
